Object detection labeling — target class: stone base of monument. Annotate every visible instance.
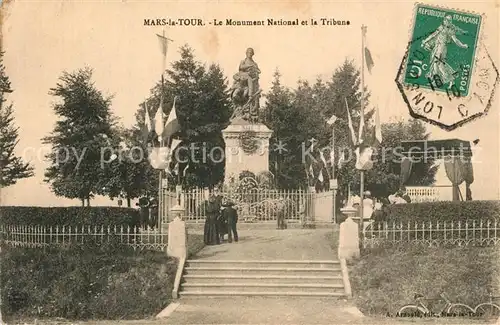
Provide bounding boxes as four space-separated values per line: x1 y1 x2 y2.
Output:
222 118 273 181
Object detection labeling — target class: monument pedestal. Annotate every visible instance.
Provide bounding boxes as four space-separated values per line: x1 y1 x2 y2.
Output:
222 119 273 182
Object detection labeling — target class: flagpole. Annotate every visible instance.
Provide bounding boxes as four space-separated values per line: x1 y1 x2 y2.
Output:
331 125 336 223
158 73 165 230
359 25 366 231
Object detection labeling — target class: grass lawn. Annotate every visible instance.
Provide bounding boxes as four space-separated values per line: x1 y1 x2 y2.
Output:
348 246 500 318
2 234 205 322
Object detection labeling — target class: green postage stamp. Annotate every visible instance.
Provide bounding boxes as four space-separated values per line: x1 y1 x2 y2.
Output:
405 4 482 97
397 3 498 130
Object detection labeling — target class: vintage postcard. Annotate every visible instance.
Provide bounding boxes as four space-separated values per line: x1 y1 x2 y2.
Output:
0 1 499 324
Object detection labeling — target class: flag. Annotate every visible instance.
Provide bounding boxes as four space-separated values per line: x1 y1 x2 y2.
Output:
355 146 374 170
318 169 324 183
154 102 164 143
326 114 338 125
337 149 347 169
363 26 375 74
142 101 152 143
345 98 357 146
144 101 152 132
330 149 335 166
365 48 374 74
156 32 171 58
148 147 170 170
375 105 382 144
163 96 181 142
309 164 315 179
319 150 328 168
165 139 182 174
358 111 365 145
182 164 189 177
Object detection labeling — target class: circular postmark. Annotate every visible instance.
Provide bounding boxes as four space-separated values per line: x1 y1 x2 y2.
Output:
396 3 499 130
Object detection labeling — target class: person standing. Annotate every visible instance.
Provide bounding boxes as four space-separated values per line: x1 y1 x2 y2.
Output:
204 195 221 245
136 196 150 230
221 201 239 243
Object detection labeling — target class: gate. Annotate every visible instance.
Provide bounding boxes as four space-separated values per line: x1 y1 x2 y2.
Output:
161 188 336 224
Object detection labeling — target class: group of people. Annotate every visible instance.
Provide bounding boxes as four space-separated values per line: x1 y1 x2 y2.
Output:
349 189 411 220
203 194 239 245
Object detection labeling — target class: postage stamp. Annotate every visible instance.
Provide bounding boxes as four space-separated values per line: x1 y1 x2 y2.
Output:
397 3 499 130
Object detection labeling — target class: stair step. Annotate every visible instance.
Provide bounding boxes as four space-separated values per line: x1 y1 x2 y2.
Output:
185 267 339 271
184 267 340 277
186 260 340 268
182 283 344 288
181 283 344 294
186 260 340 264
179 290 346 297
182 274 344 284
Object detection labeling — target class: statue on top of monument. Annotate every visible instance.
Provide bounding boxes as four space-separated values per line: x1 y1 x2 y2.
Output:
229 47 261 123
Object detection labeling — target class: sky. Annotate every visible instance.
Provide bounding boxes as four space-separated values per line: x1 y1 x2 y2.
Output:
0 0 499 206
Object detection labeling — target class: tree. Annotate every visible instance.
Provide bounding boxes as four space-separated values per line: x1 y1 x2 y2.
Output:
43 67 116 206
264 61 372 190
0 53 34 187
100 126 156 207
146 45 232 189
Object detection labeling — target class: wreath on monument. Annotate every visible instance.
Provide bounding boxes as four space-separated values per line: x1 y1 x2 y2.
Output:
239 130 259 155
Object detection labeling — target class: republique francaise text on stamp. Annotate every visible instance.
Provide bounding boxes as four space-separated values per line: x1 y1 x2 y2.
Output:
396 3 499 131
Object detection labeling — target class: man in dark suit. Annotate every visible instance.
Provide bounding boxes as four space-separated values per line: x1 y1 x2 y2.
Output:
221 201 239 243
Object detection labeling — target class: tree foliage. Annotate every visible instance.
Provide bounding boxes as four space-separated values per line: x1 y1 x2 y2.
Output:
143 45 232 189
264 60 372 190
43 67 116 206
0 53 34 187
264 60 436 198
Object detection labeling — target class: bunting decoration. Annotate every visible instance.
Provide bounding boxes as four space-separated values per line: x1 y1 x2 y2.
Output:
318 169 324 183
344 98 357 146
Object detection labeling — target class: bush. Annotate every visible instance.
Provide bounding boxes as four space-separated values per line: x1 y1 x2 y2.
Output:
379 200 500 223
1 242 177 320
0 206 141 227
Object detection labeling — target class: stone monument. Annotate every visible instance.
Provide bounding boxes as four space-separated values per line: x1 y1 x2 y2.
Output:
222 48 273 181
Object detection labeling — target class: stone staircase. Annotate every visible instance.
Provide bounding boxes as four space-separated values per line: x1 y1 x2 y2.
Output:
179 260 346 297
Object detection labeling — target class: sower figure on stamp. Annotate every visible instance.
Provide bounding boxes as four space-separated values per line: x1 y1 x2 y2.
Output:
221 200 239 243
421 15 469 89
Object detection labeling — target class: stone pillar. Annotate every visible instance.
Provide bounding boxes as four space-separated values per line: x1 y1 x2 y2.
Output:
167 205 187 258
338 206 360 260
222 119 273 182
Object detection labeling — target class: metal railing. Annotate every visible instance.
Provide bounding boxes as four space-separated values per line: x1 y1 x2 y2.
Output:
0 225 167 251
362 219 500 248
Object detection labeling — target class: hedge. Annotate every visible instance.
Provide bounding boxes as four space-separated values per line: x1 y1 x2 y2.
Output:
378 200 500 223
1 243 176 320
0 206 141 227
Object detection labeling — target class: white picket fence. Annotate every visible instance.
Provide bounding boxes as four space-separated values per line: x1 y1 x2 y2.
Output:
362 219 500 248
0 225 167 251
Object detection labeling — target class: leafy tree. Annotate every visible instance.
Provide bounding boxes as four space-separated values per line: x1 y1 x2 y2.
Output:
146 45 232 189
43 67 116 206
0 53 34 187
264 61 372 190
101 126 157 207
